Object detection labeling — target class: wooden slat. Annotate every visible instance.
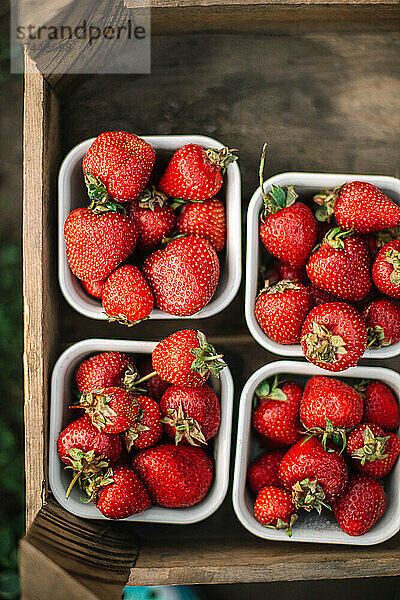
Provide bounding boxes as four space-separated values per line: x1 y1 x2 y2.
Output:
21 497 139 599
23 52 59 528
128 536 400 586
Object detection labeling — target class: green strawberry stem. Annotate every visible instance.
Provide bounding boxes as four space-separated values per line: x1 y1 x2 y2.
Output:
313 185 343 223
134 370 157 385
257 279 303 299
303 321 348 365
351 425 389 465
190 331 227 378
266 514 298 538
161 402 207 446
106 314 150 327
385 247 400 286
367 325 390 349
85 172 125 215
255 375 287 402
258 143 298 218
204 354 224 362
205 146 238 174
292 478 331 514
66 470 83 499
138 186 168 211
323 227 354 250
302 418 347 453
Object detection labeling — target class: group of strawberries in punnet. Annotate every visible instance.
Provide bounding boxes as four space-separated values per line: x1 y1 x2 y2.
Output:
249 374 400 537
57 329 226 519
255 144 400 371
64 131 237 322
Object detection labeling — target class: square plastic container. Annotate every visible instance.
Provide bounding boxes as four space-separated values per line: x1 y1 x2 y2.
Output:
59 134 242 320
232 360 400 545
245 172 400 358
49 338 234 523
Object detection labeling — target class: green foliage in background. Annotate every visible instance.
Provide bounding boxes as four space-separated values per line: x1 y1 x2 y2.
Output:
0 240 23 600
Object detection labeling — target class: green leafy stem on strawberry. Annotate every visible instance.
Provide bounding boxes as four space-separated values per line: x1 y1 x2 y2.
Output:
303 321 347 365
313 185 343 222
64 448 110 499
351 425 390 465
291 477 331 514
137 186 169 211
72 390 117 430
205 146 238 174
107 313 150 327
161 401 207 447
259 143 298 219
254 375 288 403
84 172 127 215
385 246 400 285
302 417 348 453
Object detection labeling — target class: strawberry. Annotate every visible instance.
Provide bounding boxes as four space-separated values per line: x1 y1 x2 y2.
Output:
314 181 400 234
307 283 339 307
160 384 220 445
159 144 237 201
175 197 226 252
275 260 307 284
279 437 348 511
252 377 302 448
300 376 363 449
95 466 151 519
81 279 106 299
123 396 162 451
347 423 400 478
372 240 400 297
143 236 219 316
247 450 285 494
254 486 298 537
362 298 400 348
151 330 226 388
102 265 154 326
64 206 138 282
300 302 367 372
130 187 176 250
306 228 371 302
77 387 139 434
57 415 122 497
255 280 312 344
356 380 399 431
258 146 316 268
333 475 387 536
82 131 155 202
132 443 213 507
364 227 400 261
76 352 133 394
135 357 170 401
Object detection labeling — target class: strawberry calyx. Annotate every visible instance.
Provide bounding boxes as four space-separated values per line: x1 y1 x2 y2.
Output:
170 197 207 210
384 247 400 286
122 364 146 394
292 478 331 514
303 321 347 365
161 233 188 244
190 330 227 378
313 185 343 223
322 227 354 251
255 375 288 403
303 418 348 453
205 146 238 174
353 380 367 398
161 401 207 446
376 226 400 249
106 313 150 327
137 186 169 211
265 514 298 538
64 448 110 498
259 144 298 219
81 467 114 503
76 390 117 431
366 325 390 349
122 411 151 452
257 279 303 299
85 173 125 215
351 425 390 465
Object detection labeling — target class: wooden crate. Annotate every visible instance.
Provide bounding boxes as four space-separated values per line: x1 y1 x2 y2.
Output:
21 6 400 598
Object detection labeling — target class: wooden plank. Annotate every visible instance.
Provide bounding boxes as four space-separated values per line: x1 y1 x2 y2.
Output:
23 51 59 528
128 536 400 586
21 497 139 599
127 0 400 6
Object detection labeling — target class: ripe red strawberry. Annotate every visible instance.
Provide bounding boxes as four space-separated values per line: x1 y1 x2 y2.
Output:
82 131 155 202
247 450 285 494
95 466 151 519
136 357 170 401
306 228 371 302
82 279 106 299
364 227 400 261
307 283 339 307
143 236 219 316
160 384 220 445
57 415 122 497
300 302 367 372
275 260 307 284
132 443 213 507
175 197 226 252
151 330 226 388
314 181 400 234
252 377 302 447
78 387 139 434
300 376 363 448
64 207 138 282
123 396 162 451
130 187 176 250
254 486 298 536
372 240 400 297
76 352 133 394
347 423 400 478
362 298 400 348
259 146 316 268
102 265 154 325
159 144 237 201
356 380 399 431
255 280 312 344
279 437 348 511
333 475 387 536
